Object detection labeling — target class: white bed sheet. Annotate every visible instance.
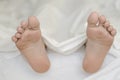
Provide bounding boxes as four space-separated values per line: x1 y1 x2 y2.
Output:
0 0 120 54
0 47 116 80
0 0 120 80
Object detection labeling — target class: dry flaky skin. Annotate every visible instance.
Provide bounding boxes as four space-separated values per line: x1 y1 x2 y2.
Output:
12 16 50 73
83 12 116 73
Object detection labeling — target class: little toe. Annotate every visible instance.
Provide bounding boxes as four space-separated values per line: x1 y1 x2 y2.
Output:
99 15 106 26
21 21 28 30
15 32 22 39
87 12 99 27
12 36 18 42
104 21 110 28
28 16 40 30
17 26 24 34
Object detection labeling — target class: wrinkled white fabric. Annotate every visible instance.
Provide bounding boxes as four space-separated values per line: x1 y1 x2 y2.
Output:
84 58 120 80
0 0 120 54
0 0 120 80
0 48 116 80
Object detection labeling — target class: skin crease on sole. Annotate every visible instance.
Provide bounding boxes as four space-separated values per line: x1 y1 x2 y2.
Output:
83 12 116 73
12 16 50 73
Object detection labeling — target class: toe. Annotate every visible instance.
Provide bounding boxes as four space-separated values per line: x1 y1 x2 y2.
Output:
107 25 117 36
17 26 24 34
12 36 18 42
15 32 22 39
111 28 117 36
108 25 113 32
28 16 40 30
21 21 28 30
104 21 110 28
87 12 99 27
99 15 106 26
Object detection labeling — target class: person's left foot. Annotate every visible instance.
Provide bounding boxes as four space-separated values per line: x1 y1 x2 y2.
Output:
83 12 116 73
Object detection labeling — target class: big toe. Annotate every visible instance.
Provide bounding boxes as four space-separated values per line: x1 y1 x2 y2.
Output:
87 12 99 27
28 16 40 30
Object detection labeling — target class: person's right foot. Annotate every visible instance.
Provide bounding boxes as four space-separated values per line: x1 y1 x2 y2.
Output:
12 16 50 73
83 12 116 73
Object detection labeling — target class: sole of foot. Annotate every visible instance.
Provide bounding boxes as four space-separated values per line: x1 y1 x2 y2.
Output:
12 16 50 73
83 12 116 73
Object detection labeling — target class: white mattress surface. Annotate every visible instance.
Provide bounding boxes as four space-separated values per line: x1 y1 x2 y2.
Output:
0 47 116 80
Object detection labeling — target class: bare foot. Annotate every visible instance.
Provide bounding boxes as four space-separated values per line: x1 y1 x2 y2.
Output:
12 16 50 73
83 12 116 73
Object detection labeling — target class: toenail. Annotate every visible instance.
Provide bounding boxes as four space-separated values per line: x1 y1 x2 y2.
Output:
12 37 17 42
109 27 113 31
16 33 21 38
21 21 26 26
99 16 106 24
105 24 110 28
18 28 23 33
